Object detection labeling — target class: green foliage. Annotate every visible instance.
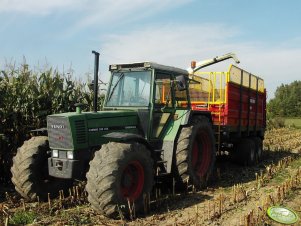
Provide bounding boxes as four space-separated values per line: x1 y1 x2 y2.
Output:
0 62 105 182
67 213 92 225
267 117 286 130
56 205 92 224
0 134 10 183
1 64 94 136
268 81 301 117
9 210 36 225
284 117 301 129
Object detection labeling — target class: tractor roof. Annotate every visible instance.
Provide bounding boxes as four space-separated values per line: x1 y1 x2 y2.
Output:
109 62 188 75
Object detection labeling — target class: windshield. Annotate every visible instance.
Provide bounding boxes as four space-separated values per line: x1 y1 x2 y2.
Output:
106 70 152 107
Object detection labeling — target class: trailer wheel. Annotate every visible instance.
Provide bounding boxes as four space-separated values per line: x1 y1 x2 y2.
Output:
11 136 72 200
174 116 215 189
86 142 153 218
251 137 263 162
235 138 256 166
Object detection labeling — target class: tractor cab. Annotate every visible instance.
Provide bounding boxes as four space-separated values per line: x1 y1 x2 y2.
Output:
104 62 191 140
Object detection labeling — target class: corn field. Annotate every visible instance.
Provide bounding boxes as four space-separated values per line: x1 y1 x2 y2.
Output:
264 127 301 153
0 62 104 183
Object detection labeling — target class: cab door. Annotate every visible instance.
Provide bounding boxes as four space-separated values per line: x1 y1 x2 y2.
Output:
151 72 175 139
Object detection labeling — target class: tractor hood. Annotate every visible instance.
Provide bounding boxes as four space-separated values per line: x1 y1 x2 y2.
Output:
47 110 140 150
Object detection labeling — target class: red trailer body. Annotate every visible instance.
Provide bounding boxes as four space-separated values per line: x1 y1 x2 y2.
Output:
225 82 266 130
188 64 266 155
191 82 266 129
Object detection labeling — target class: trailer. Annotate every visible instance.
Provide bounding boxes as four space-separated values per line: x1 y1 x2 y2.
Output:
187 56 266 164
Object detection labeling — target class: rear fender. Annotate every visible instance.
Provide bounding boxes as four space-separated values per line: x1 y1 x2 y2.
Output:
181 110 213 125
162 110 213 173
161 110 191 173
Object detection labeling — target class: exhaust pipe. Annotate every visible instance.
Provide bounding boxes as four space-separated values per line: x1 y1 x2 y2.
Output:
92 50 100 112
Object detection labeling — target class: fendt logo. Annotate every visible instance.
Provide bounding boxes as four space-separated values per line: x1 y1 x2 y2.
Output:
51 124 65 129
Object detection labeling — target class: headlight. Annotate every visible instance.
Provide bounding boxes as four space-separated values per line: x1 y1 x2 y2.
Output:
67 151 74 159
52 149 59 158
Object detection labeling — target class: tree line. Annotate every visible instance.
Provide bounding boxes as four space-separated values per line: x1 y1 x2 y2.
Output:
268 80 301 118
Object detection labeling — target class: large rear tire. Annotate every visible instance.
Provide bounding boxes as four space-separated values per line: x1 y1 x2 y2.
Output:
174 116 216 189
11 136 72 200
86 142 153 218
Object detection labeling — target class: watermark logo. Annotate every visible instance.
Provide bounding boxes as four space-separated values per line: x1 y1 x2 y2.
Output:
267 206 299 224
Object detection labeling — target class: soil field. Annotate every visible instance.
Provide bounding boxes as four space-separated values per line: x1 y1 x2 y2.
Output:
1 128 301 225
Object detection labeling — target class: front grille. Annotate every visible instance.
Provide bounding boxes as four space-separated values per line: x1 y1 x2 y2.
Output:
58 150 67 158
75 120 87 144
47 116 73 149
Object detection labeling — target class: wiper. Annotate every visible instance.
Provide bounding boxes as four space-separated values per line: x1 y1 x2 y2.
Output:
107 72 125 102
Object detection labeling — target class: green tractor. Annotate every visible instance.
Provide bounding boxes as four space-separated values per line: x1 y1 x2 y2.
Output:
11 51 216 217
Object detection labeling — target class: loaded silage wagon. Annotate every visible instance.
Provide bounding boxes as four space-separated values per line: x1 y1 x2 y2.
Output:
187 58 266 164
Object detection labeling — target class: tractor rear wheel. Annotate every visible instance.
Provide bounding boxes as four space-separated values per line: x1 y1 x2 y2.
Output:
174 116 216 189
86 142 153 218
11 136 72 200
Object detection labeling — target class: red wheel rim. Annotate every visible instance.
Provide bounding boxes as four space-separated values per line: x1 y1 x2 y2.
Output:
120 161 144 201
192 131 211 177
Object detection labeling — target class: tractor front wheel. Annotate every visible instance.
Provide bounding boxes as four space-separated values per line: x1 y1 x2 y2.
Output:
86 142 153 218
11 136 72 200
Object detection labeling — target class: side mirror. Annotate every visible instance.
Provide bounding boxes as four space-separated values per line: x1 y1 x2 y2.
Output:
175 75 187 91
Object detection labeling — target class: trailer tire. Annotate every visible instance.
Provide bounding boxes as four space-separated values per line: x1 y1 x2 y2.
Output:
11 136 72 200
251 137 263 162
235 138 256 166
174 116 216 189
86 142 153 218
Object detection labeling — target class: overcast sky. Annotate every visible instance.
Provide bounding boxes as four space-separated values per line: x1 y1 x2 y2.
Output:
1 0 301 98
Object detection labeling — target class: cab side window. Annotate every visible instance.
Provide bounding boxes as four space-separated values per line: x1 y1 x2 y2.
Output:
174 77 188 108
154 73 173 108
